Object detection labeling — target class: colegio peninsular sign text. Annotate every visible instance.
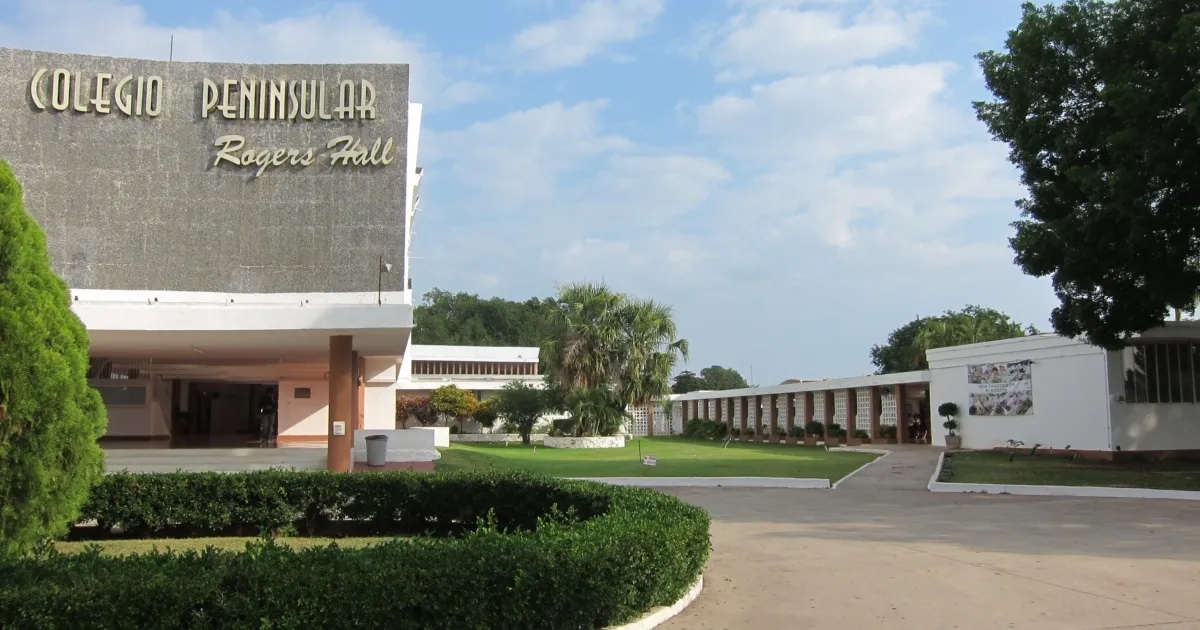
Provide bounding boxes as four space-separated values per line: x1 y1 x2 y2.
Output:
27 69 397 177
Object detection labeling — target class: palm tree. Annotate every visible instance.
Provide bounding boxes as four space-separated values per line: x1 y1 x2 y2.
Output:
614 297 688 434
542 283 688 436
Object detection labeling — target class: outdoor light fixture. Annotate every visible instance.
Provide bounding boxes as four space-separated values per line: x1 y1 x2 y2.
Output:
377 253 393 305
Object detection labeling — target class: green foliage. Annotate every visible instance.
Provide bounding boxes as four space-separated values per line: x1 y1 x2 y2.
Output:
429 385 478 431
870 305 1034 373
395 395 435 428
472 398 499 429
2 470 710 629
0 161 107 555
804 421 825 438
939 402 961 438
564 386 627 437
787 425 804 438
412 288 557 348
491 380 550 445
879 425 898 441
542 282 688 434
683 418 728 440
854 430 870 440
975 0 1200 348
671 366 749 393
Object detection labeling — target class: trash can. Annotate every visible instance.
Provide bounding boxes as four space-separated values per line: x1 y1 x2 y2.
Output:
365 434 388 467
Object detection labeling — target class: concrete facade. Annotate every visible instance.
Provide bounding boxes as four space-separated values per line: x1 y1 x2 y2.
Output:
0 46 410 293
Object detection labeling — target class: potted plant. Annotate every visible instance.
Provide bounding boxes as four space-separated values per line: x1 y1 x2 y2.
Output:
853 429 871 445
785 425 801 444
803 420 824 446
879 425 897 444
938 402 961 449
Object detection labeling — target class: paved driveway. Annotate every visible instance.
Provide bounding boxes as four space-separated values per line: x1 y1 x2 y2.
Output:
659 450 1200 629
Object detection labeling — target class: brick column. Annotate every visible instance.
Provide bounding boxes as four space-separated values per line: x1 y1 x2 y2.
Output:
327 335 354 472
702 399 710 420
804 391 815 437
727 398 736 435
846 388 858 442
895 385 909 444
680 398 690 427
785 393 796 437
769 394 779 442
739 396 749 438
824 390 836 436
869 386 882 440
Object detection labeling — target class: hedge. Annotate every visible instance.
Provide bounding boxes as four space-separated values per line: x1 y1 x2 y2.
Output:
0 470 710 630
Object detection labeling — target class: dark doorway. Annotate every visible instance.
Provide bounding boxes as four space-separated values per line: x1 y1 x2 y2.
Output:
173 381 276 448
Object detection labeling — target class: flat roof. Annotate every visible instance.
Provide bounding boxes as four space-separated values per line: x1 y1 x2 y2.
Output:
410 345 540 362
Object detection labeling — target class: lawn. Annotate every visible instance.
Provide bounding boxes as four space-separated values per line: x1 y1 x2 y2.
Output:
940 451 1200 491
436 437 878 480
53 537 387 556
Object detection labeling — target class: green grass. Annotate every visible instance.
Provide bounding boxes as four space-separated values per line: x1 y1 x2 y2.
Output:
436 437 878 480
941 451 1200 491
53 537 387 556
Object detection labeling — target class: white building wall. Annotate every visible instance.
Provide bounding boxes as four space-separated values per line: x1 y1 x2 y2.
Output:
1104 324 1200 451
277 379 329 438
927 335 1112 451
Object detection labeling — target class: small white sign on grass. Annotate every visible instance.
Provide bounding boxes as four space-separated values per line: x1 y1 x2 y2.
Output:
642 456 657 466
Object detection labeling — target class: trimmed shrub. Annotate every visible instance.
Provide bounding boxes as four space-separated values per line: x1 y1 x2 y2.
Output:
0 160 108 555
683 418 727 440
787 425 804 438
2 470 709 629
854 429 870 440
804 420 825 437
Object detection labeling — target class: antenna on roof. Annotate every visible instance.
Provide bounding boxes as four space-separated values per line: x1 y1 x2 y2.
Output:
169 35 174 62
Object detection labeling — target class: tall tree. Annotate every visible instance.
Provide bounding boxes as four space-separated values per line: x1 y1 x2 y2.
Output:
975 0 1200 349
698 366 749 390
871 306 1034 374
0 161 107 555
491 380 549 445
412 289 555 347
671 370 706 394
542 283 687 434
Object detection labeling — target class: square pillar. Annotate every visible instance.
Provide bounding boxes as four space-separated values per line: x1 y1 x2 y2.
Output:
803 391 815 436
328 335 355 472
702 399 710 420
785 393 796 435
681 398 690 426
726 398 736 435
869 386 882 439
823 390 835 435
895 385 909 444
846 388 858 440
754 395 764 441
769 394 779 442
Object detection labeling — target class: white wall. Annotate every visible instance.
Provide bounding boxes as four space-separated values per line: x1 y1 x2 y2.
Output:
94 378 170 438
1105 347 1200 451
278 379 329 437
927 336 1112 451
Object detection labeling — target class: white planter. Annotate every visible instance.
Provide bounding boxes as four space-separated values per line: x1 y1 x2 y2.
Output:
450 433 549 443
543 436 626 449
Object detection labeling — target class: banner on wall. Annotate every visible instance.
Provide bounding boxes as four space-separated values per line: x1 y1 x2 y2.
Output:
966 360 1033 416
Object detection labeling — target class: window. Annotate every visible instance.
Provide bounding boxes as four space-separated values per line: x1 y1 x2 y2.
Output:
1123 342 1200 403
94 385 147 406
294 387 311 399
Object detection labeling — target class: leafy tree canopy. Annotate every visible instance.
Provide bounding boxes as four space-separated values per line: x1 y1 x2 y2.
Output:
871 305 1037 374
671 366 749 393
0 160 107 554
491 380 549 445
413 289 556 347
975 0 1200 348
429 385 477 420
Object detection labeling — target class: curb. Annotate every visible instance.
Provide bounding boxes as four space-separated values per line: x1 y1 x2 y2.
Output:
571 477 830 489
606 576 704 630
927 452 1200 501
829 448 892 489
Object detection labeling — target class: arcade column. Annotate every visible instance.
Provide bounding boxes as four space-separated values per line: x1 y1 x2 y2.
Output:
328 335 355 472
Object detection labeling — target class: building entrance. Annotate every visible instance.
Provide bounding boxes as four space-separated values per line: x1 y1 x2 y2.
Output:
172 381 278 448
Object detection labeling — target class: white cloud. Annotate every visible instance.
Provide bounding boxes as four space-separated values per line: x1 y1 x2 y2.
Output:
704 0 932 79
0 0 487 109
509 0 665 71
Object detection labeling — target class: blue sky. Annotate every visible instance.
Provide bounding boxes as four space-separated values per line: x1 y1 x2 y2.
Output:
0 0 1058 384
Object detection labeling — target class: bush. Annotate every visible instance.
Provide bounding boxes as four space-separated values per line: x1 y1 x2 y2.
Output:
0 161 108 555
804 420 825 437
787 425 804 438
683 418 727 440
880 425 898 440
827 423 846 439
854 429 870 440
3 470 710 630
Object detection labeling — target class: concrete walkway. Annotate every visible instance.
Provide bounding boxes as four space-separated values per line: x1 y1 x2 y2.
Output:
659 447 1200 629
